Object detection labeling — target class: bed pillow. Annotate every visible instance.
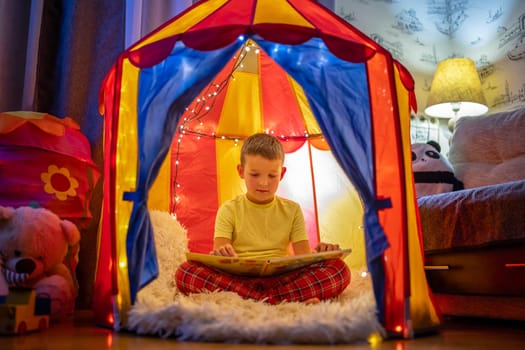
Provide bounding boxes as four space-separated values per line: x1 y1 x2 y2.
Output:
449 107 525 189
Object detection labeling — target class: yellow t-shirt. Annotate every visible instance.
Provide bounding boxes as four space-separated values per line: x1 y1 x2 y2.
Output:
214 194 308 259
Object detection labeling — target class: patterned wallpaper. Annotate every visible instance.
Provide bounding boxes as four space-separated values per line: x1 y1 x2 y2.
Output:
335 0 525 113
334 0 525 150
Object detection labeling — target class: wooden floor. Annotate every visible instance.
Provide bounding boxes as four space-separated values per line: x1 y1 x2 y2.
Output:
2 313 525 349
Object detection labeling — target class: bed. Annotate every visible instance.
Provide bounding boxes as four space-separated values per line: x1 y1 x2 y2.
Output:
418 107 525 321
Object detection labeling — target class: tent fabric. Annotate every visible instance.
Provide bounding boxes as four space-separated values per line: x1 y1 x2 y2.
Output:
170 40 340 256
129 0 377 65
258 39 391 321
124 41 242 299
128 36 392 308
95 0 439 337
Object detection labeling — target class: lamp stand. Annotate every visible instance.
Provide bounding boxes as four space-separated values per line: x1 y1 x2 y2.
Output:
448 102 460 132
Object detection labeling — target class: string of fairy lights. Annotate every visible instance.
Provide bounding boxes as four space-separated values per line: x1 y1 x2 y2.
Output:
171 39 325 208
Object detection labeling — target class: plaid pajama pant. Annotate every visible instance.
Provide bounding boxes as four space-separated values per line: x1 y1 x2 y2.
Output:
175 259 350 304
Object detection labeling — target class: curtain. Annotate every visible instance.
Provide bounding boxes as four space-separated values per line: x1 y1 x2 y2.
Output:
0 0 34 111
1 0 126 310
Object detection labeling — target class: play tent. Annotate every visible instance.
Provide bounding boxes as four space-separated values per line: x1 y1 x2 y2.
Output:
95 0 440 338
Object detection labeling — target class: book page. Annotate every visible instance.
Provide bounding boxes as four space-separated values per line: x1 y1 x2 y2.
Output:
185 249 351 277
262 249 352 276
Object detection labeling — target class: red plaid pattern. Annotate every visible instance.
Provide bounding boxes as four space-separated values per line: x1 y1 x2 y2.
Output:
175 259 350 303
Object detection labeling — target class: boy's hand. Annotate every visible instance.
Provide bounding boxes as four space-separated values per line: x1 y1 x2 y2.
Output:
210 244 238 257
314 242 340 252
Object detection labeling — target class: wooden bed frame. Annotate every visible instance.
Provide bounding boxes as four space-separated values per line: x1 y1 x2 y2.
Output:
424 244 525 321
431 294 525 321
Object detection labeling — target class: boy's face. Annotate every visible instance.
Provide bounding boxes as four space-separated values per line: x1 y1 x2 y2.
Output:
237 154 286 204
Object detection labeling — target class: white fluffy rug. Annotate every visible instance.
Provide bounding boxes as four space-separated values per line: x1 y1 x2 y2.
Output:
126 210 385 344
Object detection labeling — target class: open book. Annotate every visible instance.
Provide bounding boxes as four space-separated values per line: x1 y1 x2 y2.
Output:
185 248 352 277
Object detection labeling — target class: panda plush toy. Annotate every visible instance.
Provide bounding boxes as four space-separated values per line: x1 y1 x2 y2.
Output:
411 140 464 198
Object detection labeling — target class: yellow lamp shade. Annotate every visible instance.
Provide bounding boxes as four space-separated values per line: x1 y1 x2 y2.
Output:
425 58 488 118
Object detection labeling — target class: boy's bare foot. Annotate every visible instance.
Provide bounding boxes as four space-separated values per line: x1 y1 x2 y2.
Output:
304 297 320 305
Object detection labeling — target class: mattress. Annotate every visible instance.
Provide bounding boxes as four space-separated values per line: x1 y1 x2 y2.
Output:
418 180 525 253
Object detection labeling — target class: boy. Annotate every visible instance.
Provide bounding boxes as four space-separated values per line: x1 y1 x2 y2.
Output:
175 133 350 304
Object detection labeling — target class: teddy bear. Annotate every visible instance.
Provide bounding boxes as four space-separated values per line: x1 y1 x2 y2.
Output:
0 205 80 321
411 141 464 197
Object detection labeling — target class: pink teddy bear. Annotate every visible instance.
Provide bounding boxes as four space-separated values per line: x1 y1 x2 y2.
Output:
0 205 80 321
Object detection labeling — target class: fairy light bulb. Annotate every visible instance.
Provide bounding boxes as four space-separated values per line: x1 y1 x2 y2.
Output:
367 333 382 346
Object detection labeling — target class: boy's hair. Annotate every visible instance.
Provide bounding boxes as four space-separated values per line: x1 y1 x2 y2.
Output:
240 133 285 166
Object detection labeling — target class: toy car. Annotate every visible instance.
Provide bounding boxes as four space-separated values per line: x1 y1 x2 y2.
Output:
0 288 51 335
